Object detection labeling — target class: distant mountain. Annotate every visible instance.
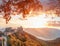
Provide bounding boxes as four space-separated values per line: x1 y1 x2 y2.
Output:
24 28 60 40
0 27 60 46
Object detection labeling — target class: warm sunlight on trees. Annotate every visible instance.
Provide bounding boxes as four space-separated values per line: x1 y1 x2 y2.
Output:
46 0 60 17
0 0 43 24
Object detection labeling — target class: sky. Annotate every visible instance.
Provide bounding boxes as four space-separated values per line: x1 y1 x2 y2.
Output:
0 0 60 28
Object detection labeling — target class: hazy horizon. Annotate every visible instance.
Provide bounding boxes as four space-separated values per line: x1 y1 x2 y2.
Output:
0 27 60 41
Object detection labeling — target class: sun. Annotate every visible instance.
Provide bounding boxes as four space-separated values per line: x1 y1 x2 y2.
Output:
22 14 48 28
8 13 48 28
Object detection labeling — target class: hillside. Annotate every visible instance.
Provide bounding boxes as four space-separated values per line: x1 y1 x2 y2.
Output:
0 27 60 46
6 27 43 46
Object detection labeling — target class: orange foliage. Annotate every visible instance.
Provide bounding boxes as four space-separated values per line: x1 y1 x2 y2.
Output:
0 0 43 24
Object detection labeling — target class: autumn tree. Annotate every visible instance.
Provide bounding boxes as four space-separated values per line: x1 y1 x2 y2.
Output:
0 0 43 24
56 0 60 17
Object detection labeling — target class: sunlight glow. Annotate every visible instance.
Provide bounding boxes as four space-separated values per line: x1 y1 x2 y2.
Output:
0 10 59 28
9 13 48 28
